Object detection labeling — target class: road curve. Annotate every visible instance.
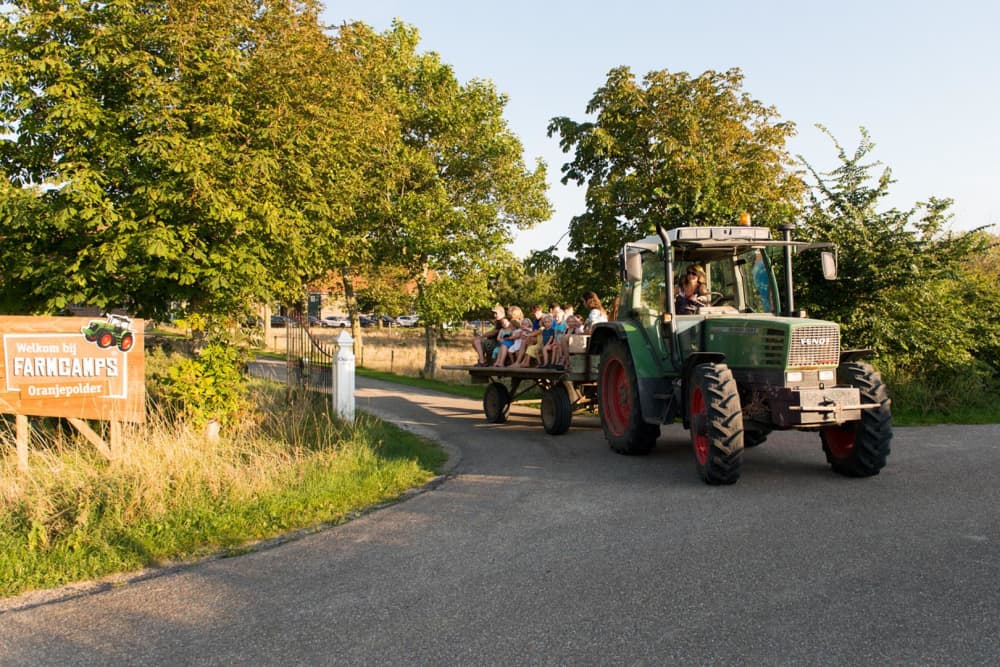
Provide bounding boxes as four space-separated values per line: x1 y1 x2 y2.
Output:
1 376 998 665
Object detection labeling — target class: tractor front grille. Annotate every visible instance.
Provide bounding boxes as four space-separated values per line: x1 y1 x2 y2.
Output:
788 325 840 366
763 328 786 366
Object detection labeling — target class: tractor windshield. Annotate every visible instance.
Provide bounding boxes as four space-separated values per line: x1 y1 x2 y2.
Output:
736 248 778 313
672 246 779 313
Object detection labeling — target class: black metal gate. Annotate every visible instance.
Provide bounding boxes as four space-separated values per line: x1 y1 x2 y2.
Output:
283 314 337 397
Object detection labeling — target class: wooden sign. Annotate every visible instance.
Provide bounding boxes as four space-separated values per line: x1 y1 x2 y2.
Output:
0 315 145 423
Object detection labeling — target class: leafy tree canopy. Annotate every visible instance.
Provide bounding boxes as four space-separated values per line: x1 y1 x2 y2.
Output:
796 127 995 377
0 0 377 319
548 66 805 296
334 21 551 376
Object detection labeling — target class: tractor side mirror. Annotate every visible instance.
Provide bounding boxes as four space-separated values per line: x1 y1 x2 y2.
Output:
625 251 643 283
821 251 838 280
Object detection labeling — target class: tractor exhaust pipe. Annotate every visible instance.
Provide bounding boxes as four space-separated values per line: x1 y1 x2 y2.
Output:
780 223 796 316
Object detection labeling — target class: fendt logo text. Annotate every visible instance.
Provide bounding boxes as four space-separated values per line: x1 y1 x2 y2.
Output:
800 338 831 346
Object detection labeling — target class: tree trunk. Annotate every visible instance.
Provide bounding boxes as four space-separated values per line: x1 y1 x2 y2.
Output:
342 269 363 362
423 323 438 379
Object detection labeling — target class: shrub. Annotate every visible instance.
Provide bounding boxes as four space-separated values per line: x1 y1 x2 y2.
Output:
151 343 251 428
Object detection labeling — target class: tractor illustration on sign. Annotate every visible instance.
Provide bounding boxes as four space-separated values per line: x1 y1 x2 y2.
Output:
81 314 135 352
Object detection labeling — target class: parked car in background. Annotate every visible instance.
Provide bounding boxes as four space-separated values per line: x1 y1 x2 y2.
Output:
395 315 419 327
321 315 351 328
359 315 376 328
270 315 287 328
307 315 322 327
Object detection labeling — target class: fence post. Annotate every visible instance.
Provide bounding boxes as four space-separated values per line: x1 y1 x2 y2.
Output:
332 330 356 421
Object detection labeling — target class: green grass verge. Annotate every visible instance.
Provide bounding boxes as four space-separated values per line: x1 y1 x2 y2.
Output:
887 368 1000 426
0 392 445 599
892 404 1000 426
356 366 485 400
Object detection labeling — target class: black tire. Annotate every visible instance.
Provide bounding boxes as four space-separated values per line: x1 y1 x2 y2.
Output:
118 332 134 352
97 331 114 349
598 339 659 455
483 382 510 424
821 361 892 477
541 384 573 435
688 362 744 485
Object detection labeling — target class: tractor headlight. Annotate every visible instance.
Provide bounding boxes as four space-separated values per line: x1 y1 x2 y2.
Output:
786 371 803 383
819 369 835 382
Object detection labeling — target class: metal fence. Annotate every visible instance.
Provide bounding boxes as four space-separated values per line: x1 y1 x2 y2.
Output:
283 315 334 393
281 313 355 420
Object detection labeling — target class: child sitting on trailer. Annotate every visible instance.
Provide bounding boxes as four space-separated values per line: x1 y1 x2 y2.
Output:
553 314 585 369
535 315 557 368
494 317 531 367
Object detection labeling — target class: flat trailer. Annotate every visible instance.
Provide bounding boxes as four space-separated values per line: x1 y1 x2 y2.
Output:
443 348 599 435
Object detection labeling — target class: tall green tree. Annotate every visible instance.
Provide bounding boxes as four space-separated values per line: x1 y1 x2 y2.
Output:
338 21 551 377
796 127 993 379
0 0 366 319
549 67 804 296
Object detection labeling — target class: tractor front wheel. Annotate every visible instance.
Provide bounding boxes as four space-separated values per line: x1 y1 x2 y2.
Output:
598 339 659 455
96 331 114 348
821 362 892 477
688 362 744 485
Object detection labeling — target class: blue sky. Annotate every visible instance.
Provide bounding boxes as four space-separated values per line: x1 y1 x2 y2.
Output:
323 1 999 257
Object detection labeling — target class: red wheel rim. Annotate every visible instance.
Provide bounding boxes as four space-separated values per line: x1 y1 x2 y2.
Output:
98 332 113 348
691 385 709 465
119 333 134 352
602 358 630 437
824 425 856 459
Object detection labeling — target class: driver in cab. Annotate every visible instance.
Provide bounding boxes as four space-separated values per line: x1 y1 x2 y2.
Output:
676 263 710 314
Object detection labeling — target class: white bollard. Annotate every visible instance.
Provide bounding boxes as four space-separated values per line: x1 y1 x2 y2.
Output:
332 330 356 421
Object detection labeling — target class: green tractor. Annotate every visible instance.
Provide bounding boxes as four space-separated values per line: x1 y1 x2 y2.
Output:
81 314 136 352
588 223 892 485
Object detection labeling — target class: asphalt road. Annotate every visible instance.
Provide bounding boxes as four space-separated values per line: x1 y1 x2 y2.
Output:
1 376 998 666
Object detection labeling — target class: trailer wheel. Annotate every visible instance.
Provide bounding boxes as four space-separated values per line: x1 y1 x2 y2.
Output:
541 384 573 435
689 362 744 485
821 362 892 477
483 382 510 424
599 339 659 455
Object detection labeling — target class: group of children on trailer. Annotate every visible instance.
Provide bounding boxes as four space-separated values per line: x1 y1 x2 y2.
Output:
472 292 608 370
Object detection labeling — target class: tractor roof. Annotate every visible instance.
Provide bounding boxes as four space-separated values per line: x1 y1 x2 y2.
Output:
628 226 829 255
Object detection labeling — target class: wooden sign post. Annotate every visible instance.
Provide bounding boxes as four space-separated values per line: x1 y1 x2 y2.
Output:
0 315 145 469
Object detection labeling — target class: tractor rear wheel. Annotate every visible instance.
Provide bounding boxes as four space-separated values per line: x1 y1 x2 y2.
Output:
598 339 659 455
821 362 892 477
688 362 744 485
483 382 510 424
118 332 134 352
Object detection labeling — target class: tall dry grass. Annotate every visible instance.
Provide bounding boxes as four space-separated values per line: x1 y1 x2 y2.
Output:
0 380 444 598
